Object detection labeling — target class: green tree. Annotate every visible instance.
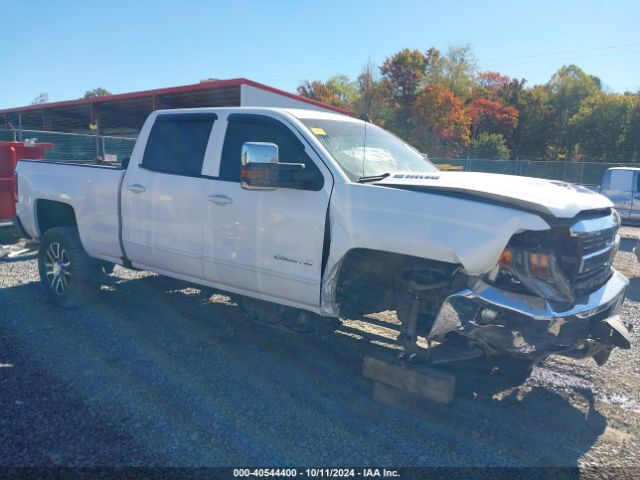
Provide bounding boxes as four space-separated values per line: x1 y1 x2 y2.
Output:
441 44 478 99
567 92 636 161
509 86 552 159
468 133 510 160
325 75 359 107
84 87 112 98
621 97 640 161
545 65 601 148
425 44 477 99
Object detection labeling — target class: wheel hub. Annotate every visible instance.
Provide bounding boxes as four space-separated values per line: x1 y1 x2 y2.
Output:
52 261 62 276
44 242 71 295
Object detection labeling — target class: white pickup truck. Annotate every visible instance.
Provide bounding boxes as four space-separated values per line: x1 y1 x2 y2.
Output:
13 107 632 366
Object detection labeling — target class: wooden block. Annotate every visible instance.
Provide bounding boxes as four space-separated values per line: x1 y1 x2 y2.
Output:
373 382 450 418
363 355 455 404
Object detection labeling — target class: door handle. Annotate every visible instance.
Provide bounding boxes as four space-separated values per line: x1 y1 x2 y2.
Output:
127 184 146 194
208 194 233 206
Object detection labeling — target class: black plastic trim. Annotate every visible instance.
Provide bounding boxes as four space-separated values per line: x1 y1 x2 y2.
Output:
320 205 331 277
155 113 218 123
11 216 31 240
17 159 124 170
378 183 615 227
379 183 555 218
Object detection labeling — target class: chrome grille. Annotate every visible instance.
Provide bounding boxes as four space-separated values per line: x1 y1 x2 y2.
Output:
569 214 619 296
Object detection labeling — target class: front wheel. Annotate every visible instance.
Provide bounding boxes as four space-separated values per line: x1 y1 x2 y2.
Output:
38 227 102 308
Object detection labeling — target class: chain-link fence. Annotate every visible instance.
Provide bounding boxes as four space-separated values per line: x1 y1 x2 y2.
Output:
0 128 136 163
431 158 638 185
0 128 635 185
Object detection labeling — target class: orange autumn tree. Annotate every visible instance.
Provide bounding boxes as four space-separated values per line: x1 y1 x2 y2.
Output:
412 84 470 157
467 98 519 139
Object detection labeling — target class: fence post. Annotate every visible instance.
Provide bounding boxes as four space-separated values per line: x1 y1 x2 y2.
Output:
94 121 100 161
579 161 584 184
519 156 524 176
518 157 523 176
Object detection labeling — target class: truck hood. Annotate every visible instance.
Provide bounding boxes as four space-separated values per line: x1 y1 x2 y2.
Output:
376 171 613 219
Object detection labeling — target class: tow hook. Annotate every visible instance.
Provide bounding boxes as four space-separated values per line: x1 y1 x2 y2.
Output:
597 315 632 350
589 315 632 366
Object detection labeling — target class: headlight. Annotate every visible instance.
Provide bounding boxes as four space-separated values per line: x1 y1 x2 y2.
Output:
494 247 574 303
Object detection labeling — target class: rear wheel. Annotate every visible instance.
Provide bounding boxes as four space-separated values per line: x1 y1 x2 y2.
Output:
38 227 101 308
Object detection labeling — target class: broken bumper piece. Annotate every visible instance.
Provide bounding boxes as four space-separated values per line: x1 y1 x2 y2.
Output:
429 270 631 365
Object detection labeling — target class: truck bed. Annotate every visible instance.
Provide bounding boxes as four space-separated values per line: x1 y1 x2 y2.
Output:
15 160 126 263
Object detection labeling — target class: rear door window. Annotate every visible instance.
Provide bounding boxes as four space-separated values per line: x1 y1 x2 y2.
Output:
141 113 216 176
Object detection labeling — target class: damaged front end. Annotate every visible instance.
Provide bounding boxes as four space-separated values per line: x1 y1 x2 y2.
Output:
430 272 630 366
428 210 632 366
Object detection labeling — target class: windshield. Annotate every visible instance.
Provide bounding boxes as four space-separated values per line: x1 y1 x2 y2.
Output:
300 118 438 180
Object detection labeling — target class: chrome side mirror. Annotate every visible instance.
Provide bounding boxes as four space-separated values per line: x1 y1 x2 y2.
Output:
240 141 318 190
242 142 278 166
241 142 278 190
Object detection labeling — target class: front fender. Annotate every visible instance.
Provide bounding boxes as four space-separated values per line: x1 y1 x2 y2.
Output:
320 183 550 316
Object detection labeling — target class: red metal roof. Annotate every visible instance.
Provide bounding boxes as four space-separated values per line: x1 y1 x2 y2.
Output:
0 78 351 115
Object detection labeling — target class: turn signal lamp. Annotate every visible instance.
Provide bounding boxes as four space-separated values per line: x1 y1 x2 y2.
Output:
529 253 551 279
498 249 513 270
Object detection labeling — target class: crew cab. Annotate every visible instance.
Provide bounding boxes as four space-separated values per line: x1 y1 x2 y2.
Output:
13 107 632 366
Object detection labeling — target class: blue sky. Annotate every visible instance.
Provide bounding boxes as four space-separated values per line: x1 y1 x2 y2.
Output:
1 0 639 108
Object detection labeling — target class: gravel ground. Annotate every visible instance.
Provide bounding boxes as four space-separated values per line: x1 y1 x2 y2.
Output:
0 226 638 473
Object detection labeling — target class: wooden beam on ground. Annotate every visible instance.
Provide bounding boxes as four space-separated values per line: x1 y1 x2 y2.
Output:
372 382 451 420
363 355 455 404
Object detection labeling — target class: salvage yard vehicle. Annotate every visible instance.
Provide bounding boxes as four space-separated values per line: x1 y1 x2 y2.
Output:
589 166 640 224
13 107 632 367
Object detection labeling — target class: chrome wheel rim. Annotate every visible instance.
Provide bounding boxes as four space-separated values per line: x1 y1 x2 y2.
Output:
44 242 71 295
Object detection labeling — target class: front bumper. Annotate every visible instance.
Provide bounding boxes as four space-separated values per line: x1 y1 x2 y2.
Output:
429 270 631 363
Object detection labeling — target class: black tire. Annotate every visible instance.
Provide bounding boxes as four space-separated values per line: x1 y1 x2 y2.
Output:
314 315 342 339
38 227 102 308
